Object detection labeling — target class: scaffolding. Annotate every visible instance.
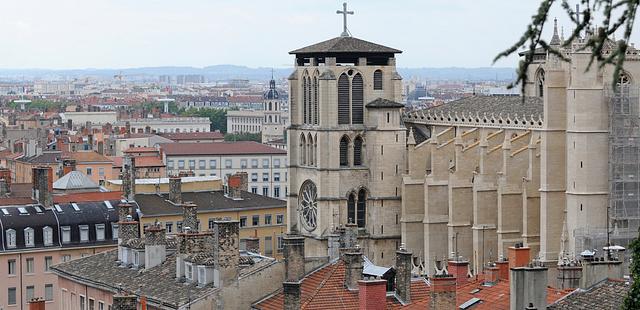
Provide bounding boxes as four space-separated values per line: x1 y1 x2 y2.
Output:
607 86 640 250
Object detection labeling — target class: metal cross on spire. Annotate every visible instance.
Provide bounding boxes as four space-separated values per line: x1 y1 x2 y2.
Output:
336 2 354 37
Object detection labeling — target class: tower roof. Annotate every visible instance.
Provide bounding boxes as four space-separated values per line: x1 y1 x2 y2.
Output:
289 36 402 55
53 171 99 190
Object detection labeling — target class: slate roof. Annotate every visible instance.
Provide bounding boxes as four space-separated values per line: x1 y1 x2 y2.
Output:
366 98 405 109
53 171 99 190
52 250 218 308
289 36 402 54
160 141 286 156
548 278 630 310
426 96 543 118
135 191 286 216
19 151 62 164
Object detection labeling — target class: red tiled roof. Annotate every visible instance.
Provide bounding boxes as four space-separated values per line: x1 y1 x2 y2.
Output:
160 132 224 141
255 261 430 310
254 262 573 310
123 147 157 153
65 151 112 163
110 156 164 168
160 141 286 156
53 191 124 203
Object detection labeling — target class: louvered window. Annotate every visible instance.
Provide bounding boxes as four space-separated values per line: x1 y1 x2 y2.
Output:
303 76 308 124
300 134 307 165
339 136 349 167
313 77 319 125
351 73 364 124
338 74 350 124
353 137 363 166
357 189 367 228
373 70 383 90
347 194 356 224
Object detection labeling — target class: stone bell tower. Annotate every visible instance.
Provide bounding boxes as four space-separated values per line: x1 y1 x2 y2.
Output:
286 3 406 265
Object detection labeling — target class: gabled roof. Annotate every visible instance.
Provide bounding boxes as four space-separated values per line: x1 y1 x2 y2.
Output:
290 36 402 54
160 141 286 156
548 278 630 309
66 151 112 163
53 171 99 190
160 131 225 141
366 98 405 109
425 96 543 119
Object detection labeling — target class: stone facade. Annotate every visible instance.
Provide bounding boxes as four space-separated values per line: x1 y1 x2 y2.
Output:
213 220 240 286
287 36 405 266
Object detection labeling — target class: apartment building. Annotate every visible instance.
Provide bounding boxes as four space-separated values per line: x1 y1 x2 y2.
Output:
115 117 211 134
161 141 287 199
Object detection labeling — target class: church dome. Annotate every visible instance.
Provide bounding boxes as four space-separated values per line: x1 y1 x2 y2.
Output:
263 79 279 100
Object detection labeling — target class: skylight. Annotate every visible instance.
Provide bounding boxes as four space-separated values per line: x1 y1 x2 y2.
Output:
460 298 482 309
54 204 63 212
1 209 9 215
104 201 113 209
34 206 43 213
18 207 28 214
71 203 80 211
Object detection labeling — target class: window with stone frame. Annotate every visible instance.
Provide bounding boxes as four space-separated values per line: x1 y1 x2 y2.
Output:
276 214 284 225
338 73 350 124
353 136 363 166
340 136 350 167
351 73 364 124
373 70 383 90
5 229 15 248
24 227 35 247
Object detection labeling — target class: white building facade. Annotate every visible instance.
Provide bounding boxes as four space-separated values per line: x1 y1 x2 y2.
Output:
161 141 287 199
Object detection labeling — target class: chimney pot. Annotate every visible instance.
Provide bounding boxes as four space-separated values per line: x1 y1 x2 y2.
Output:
430 275 457 309
283 281 302 310
168 176 182 204
144 222 167 269
358 279 386 310
283 234 305 282
343 250 363 290
508 246 531 270
395 248 413 304
510 266 548 310
447 260 470 285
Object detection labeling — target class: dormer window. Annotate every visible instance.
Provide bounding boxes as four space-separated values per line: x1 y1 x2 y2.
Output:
43 226 53 246
24 227 34 247
61 226 71 244
112 223 119 240
198 266 206 285
185 263 193 281
79 225 89 242
6 229 16 248
96 224 105 241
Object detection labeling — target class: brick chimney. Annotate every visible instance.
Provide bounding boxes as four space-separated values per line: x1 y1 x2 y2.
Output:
228 172 248 199
447 259 470 285
62 159 76 176
283 234 305 282
117 202 139 263
396 247 413 304
28 298 45 310
283 234 305 310
112 294 137 310
508 245 530 269
344 248 364 291
144 222 167 269
358 278 387 310
121 156 136 201
168 176 182 204
430 275 457 310
32 166 53 208
510 265 548 310
213 220 240 287
245 237 260 253
283 282 301 310
181 203 198 233
496 259 510 281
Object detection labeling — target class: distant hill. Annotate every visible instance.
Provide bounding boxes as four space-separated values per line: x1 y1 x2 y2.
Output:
0 65 516 82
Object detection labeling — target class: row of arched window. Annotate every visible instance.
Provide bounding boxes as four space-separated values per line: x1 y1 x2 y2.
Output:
299 132 317 167
347 188 367 228
302 72 319 125
339 135 364 167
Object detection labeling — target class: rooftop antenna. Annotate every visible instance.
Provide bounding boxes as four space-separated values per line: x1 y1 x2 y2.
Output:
336 2 354 37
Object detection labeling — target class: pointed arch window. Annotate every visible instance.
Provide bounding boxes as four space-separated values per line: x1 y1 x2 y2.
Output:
347 193 356 224
339 136 349 167
313 76 319 125
300 134 307 165
338 74 350 124
357 189 367 228
536 69 545 98
307 134 314 166
351 73 364 124
353 136 363 166
303 75 309 124
373 70 383 90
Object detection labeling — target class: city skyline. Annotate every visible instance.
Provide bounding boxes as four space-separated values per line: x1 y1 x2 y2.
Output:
1 0 626 70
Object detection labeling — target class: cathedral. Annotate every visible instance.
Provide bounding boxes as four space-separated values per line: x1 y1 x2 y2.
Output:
286 11 406 265
287 12 640 281
402 20 640 278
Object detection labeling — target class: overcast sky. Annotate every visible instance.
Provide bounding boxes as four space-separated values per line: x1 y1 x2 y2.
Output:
1 0 638 69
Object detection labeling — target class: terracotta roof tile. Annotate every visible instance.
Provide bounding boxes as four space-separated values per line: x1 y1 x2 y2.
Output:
66 151 112 163
160 141 286 156
53 191 124 203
